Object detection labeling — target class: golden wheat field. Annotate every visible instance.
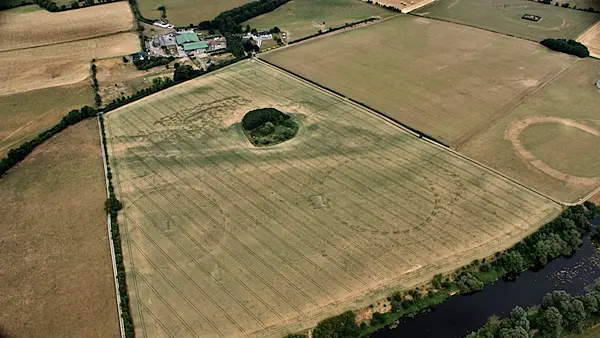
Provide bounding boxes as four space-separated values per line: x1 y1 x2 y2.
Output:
104 60 560 338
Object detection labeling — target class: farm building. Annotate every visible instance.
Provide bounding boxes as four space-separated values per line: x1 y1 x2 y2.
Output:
130 52 147 62
208 37 227 52
175 31 208 53
596 80 600 89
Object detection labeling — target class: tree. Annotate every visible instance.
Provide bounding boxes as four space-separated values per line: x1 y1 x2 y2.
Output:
498 327 528 338
245 24 251 33
70 1 79 9
270 26 281 33
502 251 524 274
313 311 360 338
539 307 563 338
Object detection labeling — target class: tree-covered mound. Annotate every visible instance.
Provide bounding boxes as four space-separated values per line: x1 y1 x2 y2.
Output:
241 108 298 146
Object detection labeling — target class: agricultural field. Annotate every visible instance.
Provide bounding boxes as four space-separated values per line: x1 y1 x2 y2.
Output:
413 0 600 41
245 0 394 40
0 119 120 338
104 59 560 338
577 21 600 57
0 32 140 95
460 59 600 204
0 81 93 157
0 1 135 52
262 15 575 147
137 0 253 26
360 0 436 13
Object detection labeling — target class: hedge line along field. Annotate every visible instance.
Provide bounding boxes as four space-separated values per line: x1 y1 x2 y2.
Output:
137 0 253 26
413 0 600 41
0 119 120 338
104 59 560 338
261 15 575 147
0 81 93 157
460 59 600 204
0 1 135 52
244 0 394 40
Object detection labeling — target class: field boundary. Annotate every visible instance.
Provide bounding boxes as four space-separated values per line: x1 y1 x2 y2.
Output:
97 116 126 338
254 57 580 206
0 30 137 54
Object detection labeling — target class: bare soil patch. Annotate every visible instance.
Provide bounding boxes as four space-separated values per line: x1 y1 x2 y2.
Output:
0 119 120 338
0 2 135 52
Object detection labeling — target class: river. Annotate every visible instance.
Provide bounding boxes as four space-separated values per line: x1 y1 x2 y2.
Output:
371 217 600 338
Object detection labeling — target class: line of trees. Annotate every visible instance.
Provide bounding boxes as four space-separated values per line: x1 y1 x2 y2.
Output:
540 38 590 57
531 0 600 13
133 55 174 71
28 0 122 12
0 106 98 178
98 113 134 338
467 284 600 337
281 204 598 338
365 0 403 12
91 61 102 107
288 17 379 44
197 0 291 33
0 1 33 11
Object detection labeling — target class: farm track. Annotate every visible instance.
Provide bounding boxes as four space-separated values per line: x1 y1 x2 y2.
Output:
104 61 559 338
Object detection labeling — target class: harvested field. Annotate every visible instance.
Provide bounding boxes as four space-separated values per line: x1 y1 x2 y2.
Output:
0 119 120 338
104 59 560 338
0 32 140 95
96 57 174 103
261 16 575 146
245 0 393 40
0 2 134 52
0 81 93 157
461 59 600 203
577 21 600 57
137 0 253 26
414 0 600 41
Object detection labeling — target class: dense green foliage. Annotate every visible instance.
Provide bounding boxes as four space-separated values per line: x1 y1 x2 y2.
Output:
365 0 402 12
134 56 175 71
98 114 134 338
91 62 101 107
0 1 33 10
313 311 360 338
197 0 291 33
540 38 590 57
242 108 298 146
282 334 307 338
467 284 600 337
0 106 97 178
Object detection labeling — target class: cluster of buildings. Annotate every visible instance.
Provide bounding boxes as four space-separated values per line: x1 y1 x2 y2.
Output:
149 29 228 58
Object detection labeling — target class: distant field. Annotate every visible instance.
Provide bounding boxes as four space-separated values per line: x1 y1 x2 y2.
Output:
461 59 600 203
0 82 93 157
262 16 575 146
137 0 253 26
577 21 600 57
245 0 393 40
0 1 134 52
360 0 435 12
105 59 560 338
0 32 140 95
0 120 120 338
414 0 600 41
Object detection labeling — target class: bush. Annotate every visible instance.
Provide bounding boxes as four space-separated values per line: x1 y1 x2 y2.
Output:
313 311 360 338
540 38 589 58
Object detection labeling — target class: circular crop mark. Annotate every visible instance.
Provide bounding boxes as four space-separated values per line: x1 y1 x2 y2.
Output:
505 116 600 186
238 69 257 77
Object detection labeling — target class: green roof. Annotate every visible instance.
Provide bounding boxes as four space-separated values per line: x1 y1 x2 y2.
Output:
175 32 200 45
183 41 209 51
